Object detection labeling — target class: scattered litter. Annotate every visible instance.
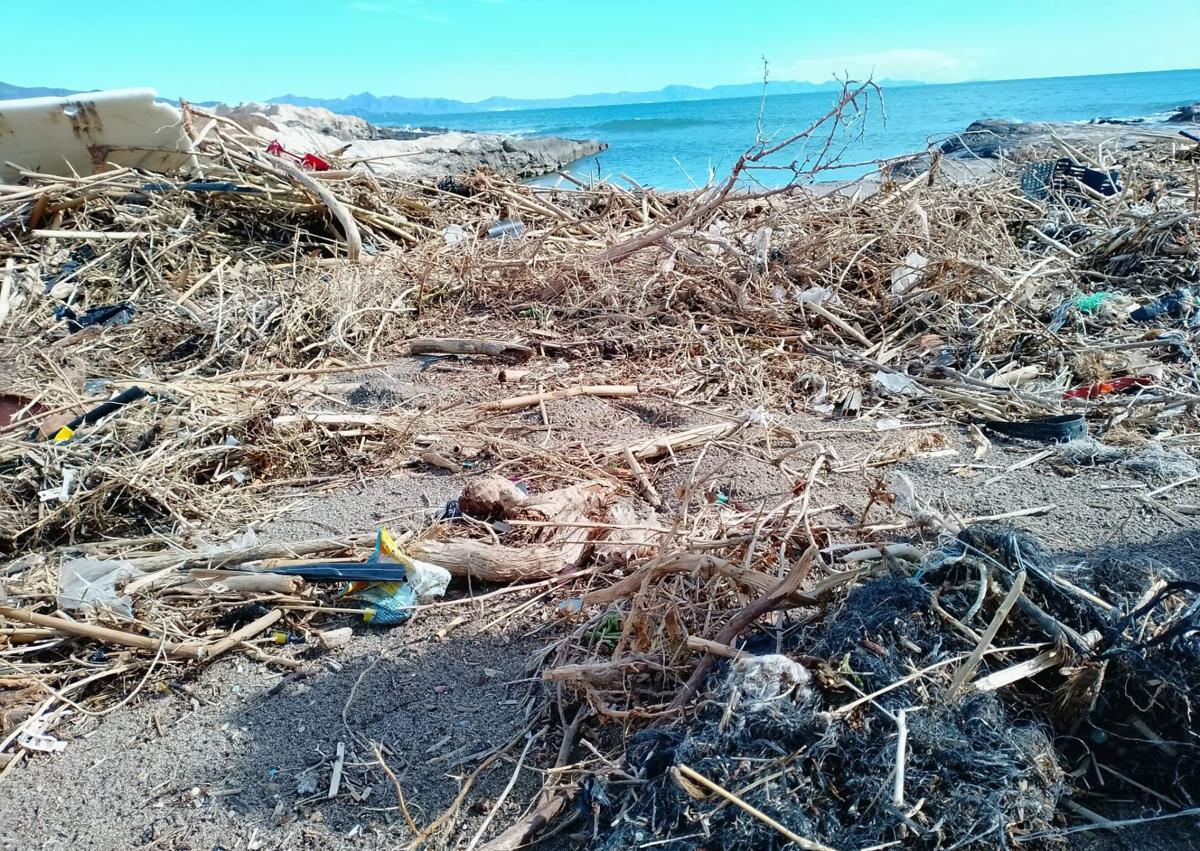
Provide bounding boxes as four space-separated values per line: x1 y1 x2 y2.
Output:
1063 374 1154 399
57 557 138 617
1019 157 1120 203
1124 441 1199 481
215 603 271 630
727 654 812 703
796 286 837 305
984 414 1086 443
2 82 1199 851
1055 436 1127 466
889 250 928 294
265 139 330 172
486 218 525 239
16 717 67 753
1074 291 1114 313
1130 288 1197 324
319 528 454 625
872 370 926 397
37 467 76 503
50 386 149 442
0 88 195 183
55 302 135 332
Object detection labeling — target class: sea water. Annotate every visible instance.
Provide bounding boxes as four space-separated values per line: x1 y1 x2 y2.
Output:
384 68 1200 189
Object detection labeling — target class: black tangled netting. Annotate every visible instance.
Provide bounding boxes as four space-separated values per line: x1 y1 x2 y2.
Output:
588 526 1200 850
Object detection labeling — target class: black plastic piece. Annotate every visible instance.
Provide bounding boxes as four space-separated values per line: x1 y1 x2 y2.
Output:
983 414 1086 443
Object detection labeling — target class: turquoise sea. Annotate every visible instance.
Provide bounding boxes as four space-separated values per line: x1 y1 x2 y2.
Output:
386 68 1200 189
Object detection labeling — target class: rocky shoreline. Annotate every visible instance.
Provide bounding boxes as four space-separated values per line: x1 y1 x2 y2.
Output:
214 101 606 180
890 99 1198 180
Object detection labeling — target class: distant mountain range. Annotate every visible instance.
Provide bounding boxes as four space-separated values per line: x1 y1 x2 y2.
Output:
0 77 923 118
0 81 82 99
269 79 924 117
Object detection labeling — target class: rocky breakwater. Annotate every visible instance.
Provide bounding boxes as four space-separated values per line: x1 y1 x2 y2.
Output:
937 118 1181 160
214 101 605 179
1168 101 1200 125
892 99 1197 181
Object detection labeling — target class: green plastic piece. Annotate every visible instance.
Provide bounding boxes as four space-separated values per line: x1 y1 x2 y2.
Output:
1074 292 1113 313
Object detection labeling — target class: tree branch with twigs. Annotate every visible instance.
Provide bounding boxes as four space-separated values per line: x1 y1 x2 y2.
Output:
595 76 881 265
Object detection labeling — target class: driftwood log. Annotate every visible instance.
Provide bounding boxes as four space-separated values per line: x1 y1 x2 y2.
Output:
413 480 611 582
409 337 533 361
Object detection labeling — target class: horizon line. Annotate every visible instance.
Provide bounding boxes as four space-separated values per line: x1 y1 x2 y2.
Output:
267 65 1200 107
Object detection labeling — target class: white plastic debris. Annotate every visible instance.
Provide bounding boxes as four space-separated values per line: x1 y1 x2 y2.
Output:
405 558 451 603
742 406 776 427
796 286 836 305
595 502 667 560
872 370 927 397
799 373 834 414
890 471 952 530
0 88 196 183
17 718 67 753
890 471 920 515
751 226 773 269
37 467 76 503
890 251 928 295
442 224 466 245
728 654 811 703
57 557 138 617
198 527 259 554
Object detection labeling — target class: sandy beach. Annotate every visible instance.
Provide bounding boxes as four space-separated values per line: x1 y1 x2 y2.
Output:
1 84 1199 850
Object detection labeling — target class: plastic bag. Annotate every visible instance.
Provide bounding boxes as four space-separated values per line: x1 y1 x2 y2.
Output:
58 557 138 617
344 528 451 625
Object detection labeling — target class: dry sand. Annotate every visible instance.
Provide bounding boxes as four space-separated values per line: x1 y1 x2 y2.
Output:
2 355 1197 850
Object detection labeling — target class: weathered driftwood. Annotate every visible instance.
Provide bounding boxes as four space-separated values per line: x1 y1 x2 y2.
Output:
409 337 534 360
413 481 610 582
261 151 363 262
605 422 739 460
203 608 283 664
410 539 572 583
179 570 304 595
479 384 638 412
0 605 206 660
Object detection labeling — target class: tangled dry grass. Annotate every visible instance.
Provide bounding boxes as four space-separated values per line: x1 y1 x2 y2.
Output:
2 83 1200 848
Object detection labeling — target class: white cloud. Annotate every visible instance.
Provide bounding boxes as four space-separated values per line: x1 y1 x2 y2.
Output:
782 49 969 84
348 1 448 22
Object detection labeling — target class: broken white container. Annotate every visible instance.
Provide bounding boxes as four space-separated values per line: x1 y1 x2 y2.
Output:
0 88 196 183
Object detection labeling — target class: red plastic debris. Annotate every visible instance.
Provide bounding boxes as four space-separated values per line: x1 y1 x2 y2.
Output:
265 140 331 172
1063 375 1154 400
300 153 330 171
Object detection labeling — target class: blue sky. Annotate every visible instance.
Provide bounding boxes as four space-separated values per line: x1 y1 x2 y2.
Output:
3 0 1198 103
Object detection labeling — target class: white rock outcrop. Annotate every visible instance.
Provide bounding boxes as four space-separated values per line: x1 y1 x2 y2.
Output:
214 102 604 179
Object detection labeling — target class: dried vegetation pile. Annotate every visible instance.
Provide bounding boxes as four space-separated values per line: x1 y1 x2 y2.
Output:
2 85 1200 847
